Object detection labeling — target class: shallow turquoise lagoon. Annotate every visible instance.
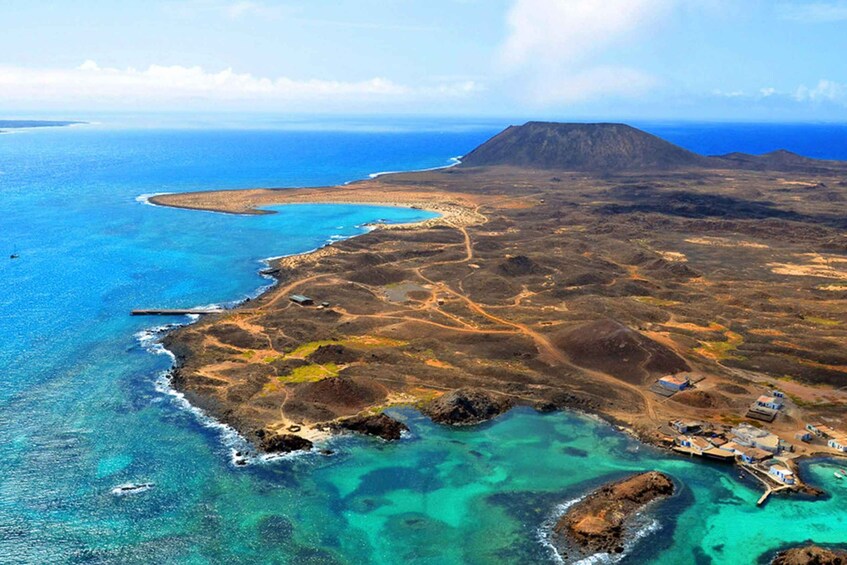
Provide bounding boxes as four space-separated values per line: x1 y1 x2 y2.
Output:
1 120 845 564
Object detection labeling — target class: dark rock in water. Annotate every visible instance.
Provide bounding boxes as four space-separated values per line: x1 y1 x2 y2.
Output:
554 471 674 556
771 545 847 565
422 388 512 426
255 430 313 453
333 413 409 440
534 401 559 413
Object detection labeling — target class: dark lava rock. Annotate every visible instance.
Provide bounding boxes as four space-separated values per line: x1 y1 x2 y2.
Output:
772 545 847 565
422 388 512 426
292 376 387 410
307 343 361 364
534 401 559 413
334 413 409 440
255 430 313 453
205 323 267 350
497 255 547 277
554 471 674 556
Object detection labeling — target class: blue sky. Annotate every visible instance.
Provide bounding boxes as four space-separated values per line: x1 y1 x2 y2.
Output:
1 0 846 121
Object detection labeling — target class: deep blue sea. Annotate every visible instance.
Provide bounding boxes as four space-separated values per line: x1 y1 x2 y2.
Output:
1 117 846 564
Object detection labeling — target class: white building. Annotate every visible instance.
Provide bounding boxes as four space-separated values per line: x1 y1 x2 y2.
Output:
828 436 847 453
730 423 781 453
768 465 795 485
756 395 783 411
658 374 690 391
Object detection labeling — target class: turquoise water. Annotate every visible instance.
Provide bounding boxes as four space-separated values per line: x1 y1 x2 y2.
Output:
1 120 846 564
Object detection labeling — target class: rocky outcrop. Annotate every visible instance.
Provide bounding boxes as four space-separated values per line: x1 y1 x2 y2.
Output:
555 471 674 556
333 413 409 440
772 546 847 565
255 431 313 453
422 388 512 426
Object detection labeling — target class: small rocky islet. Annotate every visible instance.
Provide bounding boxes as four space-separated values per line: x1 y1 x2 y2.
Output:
552 471 675 559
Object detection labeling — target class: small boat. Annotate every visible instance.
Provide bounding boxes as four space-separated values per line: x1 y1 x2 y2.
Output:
834 470 844 480
110 482 154 495
9 254 19 259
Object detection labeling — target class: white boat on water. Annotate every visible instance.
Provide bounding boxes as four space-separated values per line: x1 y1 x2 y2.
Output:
834 470 845 480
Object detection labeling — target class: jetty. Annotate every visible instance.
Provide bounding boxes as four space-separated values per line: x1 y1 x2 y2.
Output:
131 308 225 316
737 462 794 506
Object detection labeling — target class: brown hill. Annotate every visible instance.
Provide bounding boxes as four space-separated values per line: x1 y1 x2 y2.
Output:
714 149 847 173
459 122 710 172
554 319 690 384
458 122 847 173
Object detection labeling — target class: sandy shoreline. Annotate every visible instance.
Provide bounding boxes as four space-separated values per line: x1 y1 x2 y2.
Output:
148 183 487 227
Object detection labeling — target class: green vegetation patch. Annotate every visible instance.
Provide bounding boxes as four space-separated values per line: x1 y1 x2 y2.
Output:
633 296 680 307
804 316 841 327
696 330 744 361
280 363 340 383
285 336 407 359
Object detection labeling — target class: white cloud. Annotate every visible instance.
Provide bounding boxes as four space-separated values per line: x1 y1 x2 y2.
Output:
533 66 656 104
778 1 847 22
162 0 289 20
500 0 674 104
793 79 846 102
0 61 480 109
225 1 263 19
503 0 673 67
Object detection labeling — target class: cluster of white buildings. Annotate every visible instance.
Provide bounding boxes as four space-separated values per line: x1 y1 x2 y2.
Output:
673 421 800 485
806 423 847 452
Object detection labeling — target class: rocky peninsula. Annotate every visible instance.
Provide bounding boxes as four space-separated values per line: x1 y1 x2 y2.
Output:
553 471 674 558
153 122 847 470
772 545 847 565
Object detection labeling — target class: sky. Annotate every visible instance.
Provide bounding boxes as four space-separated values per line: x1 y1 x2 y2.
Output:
0 0 846 121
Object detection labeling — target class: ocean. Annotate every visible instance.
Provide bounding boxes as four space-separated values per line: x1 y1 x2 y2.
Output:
1 117 846 564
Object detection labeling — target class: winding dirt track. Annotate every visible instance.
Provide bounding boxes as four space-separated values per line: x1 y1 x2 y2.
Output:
242 213 658 420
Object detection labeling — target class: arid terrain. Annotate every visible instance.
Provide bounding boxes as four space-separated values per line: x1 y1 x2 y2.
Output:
153 123 847 461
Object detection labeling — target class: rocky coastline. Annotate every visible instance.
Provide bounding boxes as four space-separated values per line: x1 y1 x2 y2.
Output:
152 123 846 516
771 545 847 565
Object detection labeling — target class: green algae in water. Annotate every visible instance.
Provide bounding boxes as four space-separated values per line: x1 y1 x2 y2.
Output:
147 407 844 564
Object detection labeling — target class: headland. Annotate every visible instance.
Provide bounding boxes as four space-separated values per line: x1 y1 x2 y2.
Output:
152 122 847 496
0 119 84 133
